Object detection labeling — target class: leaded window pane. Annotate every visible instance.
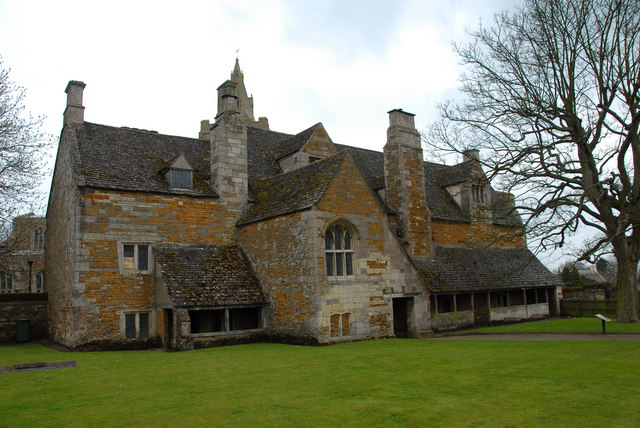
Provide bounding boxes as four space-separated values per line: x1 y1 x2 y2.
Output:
139 313 149 338
125 314 136 339
336 253 343 276
344 231 351 249
325 231 334 250
123 245 135 258
326 253 334 276
172 169 192 189
334 225 343 249
345 253 353 276
137 245 149 271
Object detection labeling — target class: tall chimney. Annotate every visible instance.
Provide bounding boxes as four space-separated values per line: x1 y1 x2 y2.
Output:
64 80 86 125
383 109 431 259
211 80 248 212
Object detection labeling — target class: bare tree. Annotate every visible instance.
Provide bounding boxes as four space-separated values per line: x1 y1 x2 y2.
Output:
428 0 640 321
0 56 51 239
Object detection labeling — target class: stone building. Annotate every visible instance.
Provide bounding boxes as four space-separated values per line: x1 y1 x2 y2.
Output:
46 60 560 350
0 214 46 294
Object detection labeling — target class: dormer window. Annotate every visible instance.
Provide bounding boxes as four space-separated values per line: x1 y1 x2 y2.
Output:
171 169 192 190
162 154 194 190
472 185 485 203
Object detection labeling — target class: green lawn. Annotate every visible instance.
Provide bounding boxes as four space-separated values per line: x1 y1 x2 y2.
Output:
466 317 640 334
2 339 639 427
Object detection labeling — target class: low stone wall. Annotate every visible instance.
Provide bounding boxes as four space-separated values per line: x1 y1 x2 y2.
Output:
490 302 549 323
432 310 474 331
0 293 48 343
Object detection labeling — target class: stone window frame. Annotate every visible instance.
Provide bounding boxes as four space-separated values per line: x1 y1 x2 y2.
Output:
329 312 351 337
118 242 153 274
472 185 485 203
34 270 44 293
170 168 193 190
324 220 359 279
0 271 13 293
123 311 151 339
33 227 44 249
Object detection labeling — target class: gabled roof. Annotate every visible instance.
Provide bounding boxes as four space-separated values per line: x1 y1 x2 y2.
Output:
155 243 266 308
67 120 520 227
414 246 561 293
239 151 346 225
430 160 475 187
335 145 386 190
274 123 331 160
246 126 291 180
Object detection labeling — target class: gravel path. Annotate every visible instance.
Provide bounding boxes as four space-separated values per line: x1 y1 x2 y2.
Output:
433 333 640 341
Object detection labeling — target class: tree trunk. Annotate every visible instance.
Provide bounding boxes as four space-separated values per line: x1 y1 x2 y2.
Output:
613 239 639 323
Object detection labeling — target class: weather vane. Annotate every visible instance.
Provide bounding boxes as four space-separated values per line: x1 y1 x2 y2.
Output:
236 48 239 60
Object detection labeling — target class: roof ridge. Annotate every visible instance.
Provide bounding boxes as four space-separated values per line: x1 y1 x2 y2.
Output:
83 121 204 142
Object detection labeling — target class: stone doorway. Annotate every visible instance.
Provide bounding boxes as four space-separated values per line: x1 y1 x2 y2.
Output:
392 297 412 338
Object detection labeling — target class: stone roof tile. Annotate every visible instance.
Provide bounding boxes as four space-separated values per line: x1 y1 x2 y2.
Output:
239 152 346 225
155 244 266 308
414 246 561 293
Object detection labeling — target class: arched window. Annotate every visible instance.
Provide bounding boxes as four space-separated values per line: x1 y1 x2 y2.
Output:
0 272 13 293
325 223 355 277
35 271 44 293
33 228 44 249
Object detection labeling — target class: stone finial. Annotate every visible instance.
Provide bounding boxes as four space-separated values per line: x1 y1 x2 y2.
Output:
64 80 86 125
217 80 239 114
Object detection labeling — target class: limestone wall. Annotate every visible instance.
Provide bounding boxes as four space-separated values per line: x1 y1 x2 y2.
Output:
431 220 525 247
0 294 48 342
238 212 317 343
49 180 240 348
46 126 84 347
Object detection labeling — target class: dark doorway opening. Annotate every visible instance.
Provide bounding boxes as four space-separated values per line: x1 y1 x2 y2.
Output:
474 292 490 326
393 298 411 338
163 309 173 348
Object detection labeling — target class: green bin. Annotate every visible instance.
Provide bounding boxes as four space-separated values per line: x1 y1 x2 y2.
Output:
16 318 30 342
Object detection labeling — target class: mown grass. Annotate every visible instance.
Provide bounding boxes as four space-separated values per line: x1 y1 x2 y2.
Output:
1 338 639 427
466 316 640 333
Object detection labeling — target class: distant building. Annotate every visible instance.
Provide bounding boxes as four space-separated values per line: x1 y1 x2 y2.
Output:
46 60 561 350
0 214 46 294
577 264 608 283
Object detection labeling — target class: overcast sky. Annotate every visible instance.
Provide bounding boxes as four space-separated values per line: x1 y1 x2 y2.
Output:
2 0 581 267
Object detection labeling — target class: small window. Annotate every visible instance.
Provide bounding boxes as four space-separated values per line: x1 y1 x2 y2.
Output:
171 169 192 189
122 244 151 273
124 312 150 339
35 271 44 293
325 224 355 277
472 185 485 203
0 272 13 293
330 312 351 337
33 228 44 249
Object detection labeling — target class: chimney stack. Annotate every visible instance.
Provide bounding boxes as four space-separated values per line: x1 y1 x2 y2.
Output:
211 80 248 215
64 80 86 125
383 109 432 259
